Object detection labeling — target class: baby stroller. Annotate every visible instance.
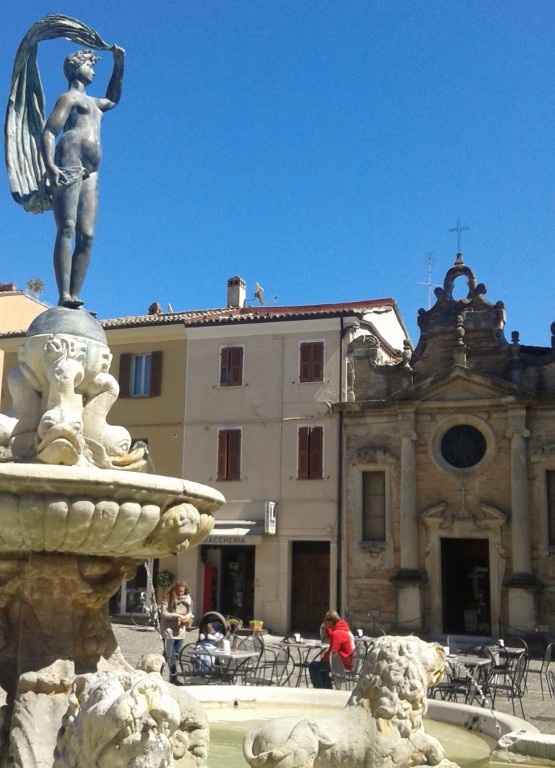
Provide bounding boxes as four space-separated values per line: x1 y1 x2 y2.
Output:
191 611 230 676
197 611 229 639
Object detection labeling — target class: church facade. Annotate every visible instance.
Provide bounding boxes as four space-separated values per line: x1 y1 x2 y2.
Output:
338 254 555 640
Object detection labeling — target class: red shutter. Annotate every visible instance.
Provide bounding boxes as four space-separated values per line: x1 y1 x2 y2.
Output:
230 347 243 385
309 426 323 479
298 427 309 478
119 353 131 398
227 429 241 479
150 351 163 396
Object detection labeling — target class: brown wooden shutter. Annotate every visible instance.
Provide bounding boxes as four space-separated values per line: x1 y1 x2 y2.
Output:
119 353 131 398
150 351 163 396
230 347 243 385
299 344 311 382
312 343 324 381
309 426 323 478
298 426 309 478
217 431 228 480
220 348 230 385
227 429 241 479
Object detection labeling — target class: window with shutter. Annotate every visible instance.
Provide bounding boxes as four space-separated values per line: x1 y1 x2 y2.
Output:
220 347 244 386
298 426 323 479
362 471 386 541
119 352 163 397
217 429 242 480
299 342 324 382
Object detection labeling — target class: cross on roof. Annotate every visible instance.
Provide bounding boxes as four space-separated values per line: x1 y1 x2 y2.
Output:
449 219 469 253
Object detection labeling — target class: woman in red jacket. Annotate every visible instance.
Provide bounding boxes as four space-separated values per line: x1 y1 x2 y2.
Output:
309 610 354 688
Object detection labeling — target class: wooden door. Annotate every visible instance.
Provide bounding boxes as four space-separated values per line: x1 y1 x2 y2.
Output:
290 542 330 633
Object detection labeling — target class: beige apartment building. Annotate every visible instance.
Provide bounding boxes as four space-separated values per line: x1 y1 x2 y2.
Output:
0 282 47 388
0 277 408 635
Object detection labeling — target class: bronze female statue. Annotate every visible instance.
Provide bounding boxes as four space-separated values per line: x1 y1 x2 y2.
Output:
5 14 124 309
41 46 124 307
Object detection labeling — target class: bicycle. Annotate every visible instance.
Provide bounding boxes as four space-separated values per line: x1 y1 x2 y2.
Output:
131 591 160 630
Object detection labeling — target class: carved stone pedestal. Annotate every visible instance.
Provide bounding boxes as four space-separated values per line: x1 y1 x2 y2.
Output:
0 553 135 696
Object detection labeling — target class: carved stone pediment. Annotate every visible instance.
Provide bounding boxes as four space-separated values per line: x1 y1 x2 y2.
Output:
389 365 529 404
421 500 507 531
350 445 398 465
532 444 555 462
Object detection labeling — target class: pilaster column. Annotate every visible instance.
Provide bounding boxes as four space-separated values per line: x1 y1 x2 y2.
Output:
505 407 536 631
393 410 423 632
507 409 532 576
399 412 418 571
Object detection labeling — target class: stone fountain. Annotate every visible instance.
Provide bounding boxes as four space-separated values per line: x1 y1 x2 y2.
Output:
0 14 225 766
2 11 554 768
0 304 224 766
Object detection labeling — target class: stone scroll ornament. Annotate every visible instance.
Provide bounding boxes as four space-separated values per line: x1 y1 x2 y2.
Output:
5 14 112 214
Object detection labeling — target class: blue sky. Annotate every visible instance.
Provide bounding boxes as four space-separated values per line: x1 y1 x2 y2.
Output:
1 1 553 346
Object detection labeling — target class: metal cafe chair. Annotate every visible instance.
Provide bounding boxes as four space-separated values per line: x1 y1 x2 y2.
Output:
525 641 554 700
329 650 361 690
229 635 265 683
177 642 215 685
427 659 479 705
243 644 294 686
547 668 555 698
487 652 528 719
280 634 324 687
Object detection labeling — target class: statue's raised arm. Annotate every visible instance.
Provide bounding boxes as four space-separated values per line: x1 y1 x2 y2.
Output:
5 14 124 309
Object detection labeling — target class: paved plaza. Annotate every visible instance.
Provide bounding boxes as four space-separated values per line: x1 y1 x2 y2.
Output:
112 622 555 735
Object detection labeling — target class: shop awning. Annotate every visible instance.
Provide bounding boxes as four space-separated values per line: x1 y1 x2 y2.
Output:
203 521 264 546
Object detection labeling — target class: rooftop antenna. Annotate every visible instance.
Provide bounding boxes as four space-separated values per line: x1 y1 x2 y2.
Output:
417 252 439 309
448 218 469 263
254 282 265 306
245 282 265 306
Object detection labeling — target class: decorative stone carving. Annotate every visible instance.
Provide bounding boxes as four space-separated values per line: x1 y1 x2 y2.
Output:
0 465 220 558
350 446 397 465
244 636 458 768
2 308 146 470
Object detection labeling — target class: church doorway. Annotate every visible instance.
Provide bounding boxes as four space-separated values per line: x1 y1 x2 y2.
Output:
441 538 490 635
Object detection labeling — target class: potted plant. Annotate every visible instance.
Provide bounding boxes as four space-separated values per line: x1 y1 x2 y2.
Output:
155 570 173 601
228 617 243 635
249 619 264 631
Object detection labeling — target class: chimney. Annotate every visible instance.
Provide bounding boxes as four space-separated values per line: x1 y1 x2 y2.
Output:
227 276 246 308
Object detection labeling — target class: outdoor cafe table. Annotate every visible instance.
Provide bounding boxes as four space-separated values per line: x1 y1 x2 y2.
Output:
203 646 260 684
448 654 492 694
280 640 324 687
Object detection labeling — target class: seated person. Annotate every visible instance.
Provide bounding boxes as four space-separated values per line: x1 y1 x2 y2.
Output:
309 609 354 689
193 622 225 673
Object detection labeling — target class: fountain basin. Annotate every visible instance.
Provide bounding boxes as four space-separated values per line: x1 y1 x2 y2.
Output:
0 464 224 557
189 686 542 767
191 685 532 738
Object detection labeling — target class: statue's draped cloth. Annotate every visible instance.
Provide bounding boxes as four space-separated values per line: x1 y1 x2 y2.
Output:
4 14 111 213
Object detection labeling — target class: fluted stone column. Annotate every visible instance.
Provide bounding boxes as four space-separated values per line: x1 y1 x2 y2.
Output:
506 408 536 630
394 411 423 631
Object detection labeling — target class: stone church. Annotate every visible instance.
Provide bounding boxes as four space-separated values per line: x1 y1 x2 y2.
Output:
339 253 555 641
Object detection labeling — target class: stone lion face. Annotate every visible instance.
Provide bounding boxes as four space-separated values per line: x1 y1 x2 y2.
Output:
352 636 447 727
55 671 182 768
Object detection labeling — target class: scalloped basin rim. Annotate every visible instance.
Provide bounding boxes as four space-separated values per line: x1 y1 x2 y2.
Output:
0 464 225 513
